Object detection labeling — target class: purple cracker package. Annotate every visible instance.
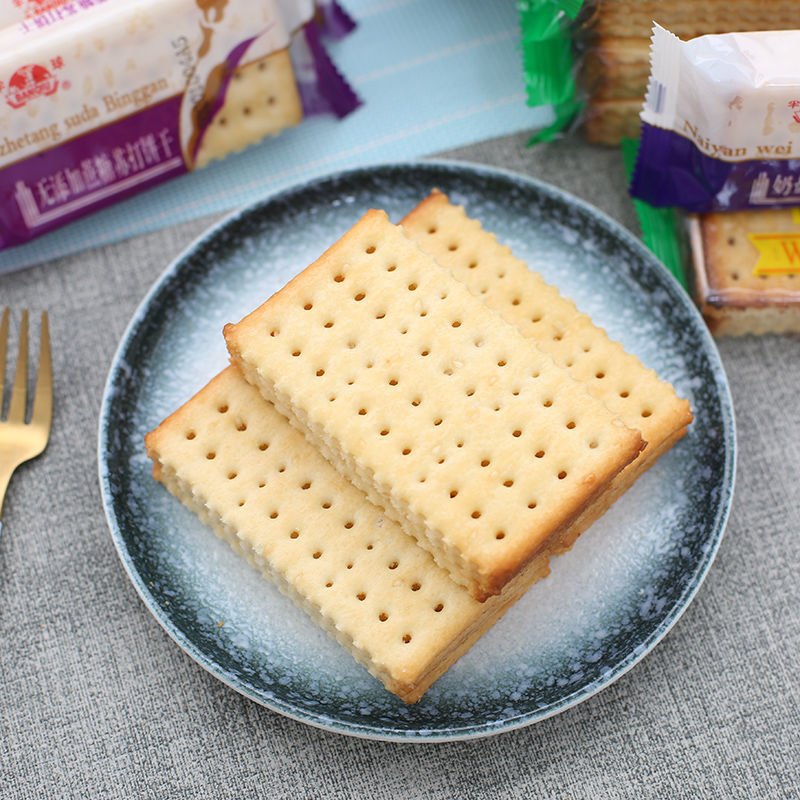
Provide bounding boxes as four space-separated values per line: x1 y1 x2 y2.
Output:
630 24 800 213
313 0 356 40
0 0 359 253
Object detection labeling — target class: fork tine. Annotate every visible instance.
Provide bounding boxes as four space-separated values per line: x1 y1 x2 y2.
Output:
7 309 28 423
0 307 8 408
31 311 52 432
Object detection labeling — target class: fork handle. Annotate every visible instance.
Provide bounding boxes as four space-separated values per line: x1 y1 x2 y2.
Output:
0 459 18 522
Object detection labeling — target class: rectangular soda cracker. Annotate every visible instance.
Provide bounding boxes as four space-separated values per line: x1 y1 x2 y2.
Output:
581 37 651 101
401 191 692 548
582 97 644 146
584 0 799 40
145 366 549 703
224 209 645 601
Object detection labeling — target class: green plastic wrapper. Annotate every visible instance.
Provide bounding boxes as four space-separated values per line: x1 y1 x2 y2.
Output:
517 0 585 142
516 3 689 290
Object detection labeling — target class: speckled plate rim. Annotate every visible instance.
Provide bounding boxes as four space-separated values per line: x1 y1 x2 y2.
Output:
98 159 736 742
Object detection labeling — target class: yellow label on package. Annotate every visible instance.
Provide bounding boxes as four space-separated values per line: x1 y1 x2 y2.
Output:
749 233 800 275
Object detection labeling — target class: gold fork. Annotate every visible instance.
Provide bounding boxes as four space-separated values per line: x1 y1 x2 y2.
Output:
0 308 52 532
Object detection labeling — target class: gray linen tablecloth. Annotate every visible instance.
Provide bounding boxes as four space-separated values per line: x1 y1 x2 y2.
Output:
2 134 798 799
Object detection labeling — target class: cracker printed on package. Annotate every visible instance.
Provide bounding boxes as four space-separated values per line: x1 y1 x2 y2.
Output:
224 210 645 601
400 191 692 541
193 48 303 169
690 209 800 336
145 366 533 703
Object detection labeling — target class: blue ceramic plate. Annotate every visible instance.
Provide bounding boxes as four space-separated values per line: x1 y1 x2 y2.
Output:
98 161 735 742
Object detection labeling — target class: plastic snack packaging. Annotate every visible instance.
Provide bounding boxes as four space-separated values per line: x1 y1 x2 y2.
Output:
629 25 800 336
517 0 797 145
518 5 800 335
630 25 800 213
0 0 358 252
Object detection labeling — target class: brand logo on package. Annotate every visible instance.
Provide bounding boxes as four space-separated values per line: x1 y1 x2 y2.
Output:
14 0 72 17
5 63 60 109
